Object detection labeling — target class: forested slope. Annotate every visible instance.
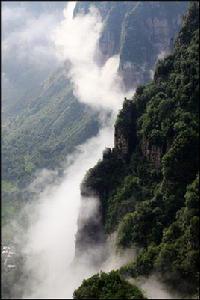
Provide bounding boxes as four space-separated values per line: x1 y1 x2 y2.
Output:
2 2 188 229
2 67 99 188
74 2 199 298
2 67 99 230
2 1 188 185
75 1 188 88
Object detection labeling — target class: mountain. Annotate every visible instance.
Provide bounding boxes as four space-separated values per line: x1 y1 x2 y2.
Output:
2 2 197 299
75 1 188 89
2 1 188 198
2 2 66 118
2 1 189 251
2 67 100 231
2 67 99 188
74 2 199 298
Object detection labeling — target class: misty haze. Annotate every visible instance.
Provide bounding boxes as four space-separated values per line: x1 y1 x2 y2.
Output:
2 1 199 300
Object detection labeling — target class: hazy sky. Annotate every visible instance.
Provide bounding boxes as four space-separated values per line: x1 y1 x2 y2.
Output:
2 2 66 112
5 3 133 298
2 2 184 299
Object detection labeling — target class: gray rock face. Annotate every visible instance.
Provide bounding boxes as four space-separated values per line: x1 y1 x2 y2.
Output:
114 127 129 156
119 2 188 89
141 137 162 169
73 0 188 259
75 196 105 264
98 2 137 62
75 1 188 88
114 99 137 160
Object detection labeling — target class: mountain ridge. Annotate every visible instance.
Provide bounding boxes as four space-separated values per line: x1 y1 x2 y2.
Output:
74 2 199 298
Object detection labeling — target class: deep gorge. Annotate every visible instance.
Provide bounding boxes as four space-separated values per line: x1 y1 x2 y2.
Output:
2 2 199 299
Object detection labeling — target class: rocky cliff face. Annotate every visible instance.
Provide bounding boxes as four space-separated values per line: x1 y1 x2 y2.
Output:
114 99 137 160
74 2 136 63
74 0 189 259
119 2 188 89
75 1 188 88
98 2 137 61
141 137 162 169
74 3 199 296
114 100 163 169
75 195 105 265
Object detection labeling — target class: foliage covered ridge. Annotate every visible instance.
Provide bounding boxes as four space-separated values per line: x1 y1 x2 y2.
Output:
74 2 199 298
1 0 189 232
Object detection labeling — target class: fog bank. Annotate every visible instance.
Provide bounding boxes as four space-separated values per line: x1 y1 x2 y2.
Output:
20 2 132 298
22 126 115 298
4 2 178 299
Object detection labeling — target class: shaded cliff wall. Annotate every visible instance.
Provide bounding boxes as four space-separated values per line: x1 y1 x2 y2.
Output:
74 1 188 88
119 1 189 89
75 2 199 267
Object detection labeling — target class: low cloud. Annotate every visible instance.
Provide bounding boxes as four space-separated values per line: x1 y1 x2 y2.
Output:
3 2 135 299
134 275 182 299
21 126 115 299
54 2 134 112
2 2 65 110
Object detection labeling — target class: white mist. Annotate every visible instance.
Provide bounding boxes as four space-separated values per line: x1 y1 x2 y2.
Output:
23 126 114 299
22 2 132 298
10 2 180 299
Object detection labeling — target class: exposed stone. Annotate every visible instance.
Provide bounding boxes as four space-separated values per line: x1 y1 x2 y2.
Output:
141 137 162 169
114 127 128 155
119 2 187 89
75 2 187 89
119 62 150 91
114 99 137 160
75 196 105 262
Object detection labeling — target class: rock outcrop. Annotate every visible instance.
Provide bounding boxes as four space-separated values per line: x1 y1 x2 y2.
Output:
75 1 188 89
114 99 137 160
119 2 188 89
75 195 105 265
141 137 162 169
73 0 189 263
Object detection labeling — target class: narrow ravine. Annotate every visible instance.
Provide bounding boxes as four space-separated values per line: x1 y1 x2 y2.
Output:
2 2 198 299
21 3 133 298
22 126 114 298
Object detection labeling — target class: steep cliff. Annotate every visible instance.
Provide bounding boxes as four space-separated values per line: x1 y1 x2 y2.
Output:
3 2 188 195
119 1 188 89
74 2 135 60
75 1 188 88
114 99 137 159
75 2 199 298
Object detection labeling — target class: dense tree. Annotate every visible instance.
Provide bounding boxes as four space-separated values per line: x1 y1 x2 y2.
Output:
77 2 199 297
73 271 146 299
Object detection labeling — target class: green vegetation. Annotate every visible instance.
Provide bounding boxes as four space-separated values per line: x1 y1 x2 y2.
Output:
2 68 100 231
77 2 199 297
73 271 146 299
2 1 189 231
2 1 197 298
155 174 199 293
2 180 18 193
2 69 99 188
